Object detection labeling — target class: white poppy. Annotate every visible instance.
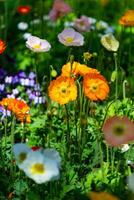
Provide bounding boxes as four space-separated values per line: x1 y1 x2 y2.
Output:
101 33 119 52
26 35 51 52
22 151 60 184
127 173 134 192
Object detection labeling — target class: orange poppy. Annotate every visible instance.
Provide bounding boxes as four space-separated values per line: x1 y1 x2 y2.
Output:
61 61 99 78
83 73 109 101
61 61 81 78
17 5 31 15
0 98 16 111
0 39 6 54
0 98 31 123
119 10 134 26
78 64 100 76
89 191 120 200
48 75 77 105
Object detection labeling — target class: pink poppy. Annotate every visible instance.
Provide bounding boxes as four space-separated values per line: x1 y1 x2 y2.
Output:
58 28 84 46
49 0 72 21
103 116 134 147
74 15 92 32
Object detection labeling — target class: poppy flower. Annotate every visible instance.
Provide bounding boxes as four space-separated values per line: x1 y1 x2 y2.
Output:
58 28 84 46
127 173 134 192
61 61 81 78
17 5 31 15
13 143 31 169
89 191 120 200
103 116 134 146
0 98 31 123
49 0 71 21
83 73 109 101
15 146 61 184
101 33 119 52
119 10 134 26
0 39 6 54
74 15 92 32
78 64 100 76
26 35 51 52
48 75 77 105
61 61 100 78
31 146 41 151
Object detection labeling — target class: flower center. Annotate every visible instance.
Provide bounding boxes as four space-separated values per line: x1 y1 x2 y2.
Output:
61 88 67 93
65 37 74 44
113 124 125 136
18 152 27 163
33 44 41 49
105 36 112 46
30 163 45 175
91 84 98 92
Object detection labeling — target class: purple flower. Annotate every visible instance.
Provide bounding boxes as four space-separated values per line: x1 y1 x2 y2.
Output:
29 72 36 79
18 71 27 78
12 75 20 84
58 28 84 46
0 84 5 91
0 106 11 120
0 68 6 80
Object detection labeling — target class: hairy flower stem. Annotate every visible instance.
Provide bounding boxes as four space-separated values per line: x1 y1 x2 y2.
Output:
111 147 115 173
10 115 15 178
65 104 71 158
123 80 127 99
114 53 118 100
4 110 8 158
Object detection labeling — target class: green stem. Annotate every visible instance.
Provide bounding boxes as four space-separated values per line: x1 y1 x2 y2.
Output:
4 0 8 40
99 141 104 180
113 52 118 100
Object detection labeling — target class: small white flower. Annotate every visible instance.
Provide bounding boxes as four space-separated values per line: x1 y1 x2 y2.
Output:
17 22 28 30
96 20 108 30
64 21 74 27
26 35 51 52
13 143 31 169
58 28 84 46
104 26 114 34
5 76 12 84
12 88 19 95
127 173 134 192
121 144 130 153
30 19 40 25
23 32 32 40
34 96 46 104
7 94 15 98
22 151 60 184
43 15 49 21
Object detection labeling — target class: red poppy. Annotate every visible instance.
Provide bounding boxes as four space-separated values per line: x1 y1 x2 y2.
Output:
17 5 31 15
31 146 41 151
0 39 6 54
